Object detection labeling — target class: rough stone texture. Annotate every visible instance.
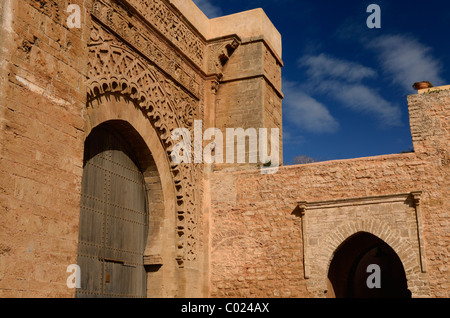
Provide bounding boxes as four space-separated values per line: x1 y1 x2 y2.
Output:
0 0 87 297
0 0 448 299
300 193 429 297
0 0 283 298
210 89 450 298
214 39 283 171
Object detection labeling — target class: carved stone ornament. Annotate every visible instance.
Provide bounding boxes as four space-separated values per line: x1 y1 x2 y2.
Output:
124 0 205 66
207 37 241 76
91 0 202 99
87 20 202 267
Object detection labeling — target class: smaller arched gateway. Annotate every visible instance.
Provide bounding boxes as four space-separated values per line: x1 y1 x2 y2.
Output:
297 194 431 298
327 232 411 298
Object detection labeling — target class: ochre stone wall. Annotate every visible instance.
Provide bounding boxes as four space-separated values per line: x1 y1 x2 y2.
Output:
408 89 450 297
0 0 448 299
0 0 284 298
214 39 283 171
0 0 87 297
210 89 450 298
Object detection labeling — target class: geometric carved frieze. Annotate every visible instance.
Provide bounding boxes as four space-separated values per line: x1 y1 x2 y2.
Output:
122 0 205 67
91 0 202 99
87 24 198 132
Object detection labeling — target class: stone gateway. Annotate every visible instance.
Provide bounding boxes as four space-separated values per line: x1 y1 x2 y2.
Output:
0 0 448 298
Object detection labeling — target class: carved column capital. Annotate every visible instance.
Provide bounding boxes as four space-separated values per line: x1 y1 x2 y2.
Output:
211 80 220 95
297 201 308 217
411 191 422 207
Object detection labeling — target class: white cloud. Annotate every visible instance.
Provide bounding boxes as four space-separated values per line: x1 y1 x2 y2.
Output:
366 35 445 92
298 53 402 127
299 53 378 83
317 80 402 127
283 81 339 134
192 0 223 18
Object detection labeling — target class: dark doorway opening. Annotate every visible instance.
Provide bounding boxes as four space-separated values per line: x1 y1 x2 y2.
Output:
328 232 411 298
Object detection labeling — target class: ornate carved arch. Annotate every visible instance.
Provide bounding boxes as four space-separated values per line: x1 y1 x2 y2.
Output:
86 21 202 268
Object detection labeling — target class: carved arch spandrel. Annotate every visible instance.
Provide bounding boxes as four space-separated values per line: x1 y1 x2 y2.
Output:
87 22 203 267
91 0 202 98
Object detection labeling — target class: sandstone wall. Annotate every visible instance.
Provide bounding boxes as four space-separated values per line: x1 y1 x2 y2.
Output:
210 89 450 298
0 0 285 298
0 0 448 299
408 89 450 297
214 39 283 171
0 0 88 297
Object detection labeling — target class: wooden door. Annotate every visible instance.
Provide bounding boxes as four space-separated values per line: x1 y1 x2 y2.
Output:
76 125 148 298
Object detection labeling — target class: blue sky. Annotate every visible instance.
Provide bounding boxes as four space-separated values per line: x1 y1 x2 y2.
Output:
193 0 450 164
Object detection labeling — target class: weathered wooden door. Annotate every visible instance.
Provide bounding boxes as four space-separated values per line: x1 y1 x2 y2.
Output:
76 125 148 298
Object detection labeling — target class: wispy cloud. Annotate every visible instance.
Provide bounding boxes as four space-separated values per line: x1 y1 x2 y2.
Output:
317 81 401 127
300 53 378 83
366 34 445 92
298 53 402 127
283 80 339 134
192 0 223 18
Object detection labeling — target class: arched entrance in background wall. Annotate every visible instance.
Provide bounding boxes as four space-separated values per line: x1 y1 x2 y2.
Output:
76 122 150 298
327 232 411 298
